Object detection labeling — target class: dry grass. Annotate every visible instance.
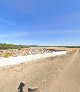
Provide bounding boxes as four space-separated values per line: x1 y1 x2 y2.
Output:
4 53 12 58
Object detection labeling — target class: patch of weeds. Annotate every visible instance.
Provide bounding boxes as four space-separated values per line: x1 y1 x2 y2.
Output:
4 53 12 58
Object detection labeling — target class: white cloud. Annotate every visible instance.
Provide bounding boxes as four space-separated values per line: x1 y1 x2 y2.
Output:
0 18 15 26
0 32 29 39
0 30 80 39
27 30 80 35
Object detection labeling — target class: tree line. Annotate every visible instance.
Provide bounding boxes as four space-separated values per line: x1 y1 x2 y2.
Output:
0 43 37 50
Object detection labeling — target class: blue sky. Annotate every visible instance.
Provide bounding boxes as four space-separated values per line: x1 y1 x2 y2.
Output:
0 0 80 46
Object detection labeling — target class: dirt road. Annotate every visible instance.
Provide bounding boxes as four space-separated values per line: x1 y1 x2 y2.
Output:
47 49 80 92
0 50 76 92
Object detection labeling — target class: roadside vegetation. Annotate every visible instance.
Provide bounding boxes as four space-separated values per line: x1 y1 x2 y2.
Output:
0 52 12 58
0 43 80 50
4 53 12 58
0 43 37 50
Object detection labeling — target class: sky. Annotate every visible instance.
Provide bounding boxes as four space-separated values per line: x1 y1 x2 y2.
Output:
0 0 80 46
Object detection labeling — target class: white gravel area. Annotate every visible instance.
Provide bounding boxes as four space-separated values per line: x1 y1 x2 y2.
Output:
0 51 67 67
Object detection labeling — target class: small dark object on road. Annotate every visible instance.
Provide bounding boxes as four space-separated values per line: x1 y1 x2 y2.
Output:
28 87 37 92
18 82 25 92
